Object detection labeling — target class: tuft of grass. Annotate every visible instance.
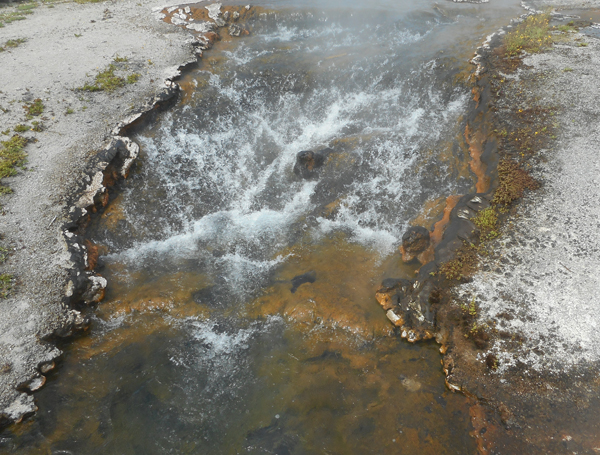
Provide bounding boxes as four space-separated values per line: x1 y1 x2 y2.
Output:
5 38 26 48
0 246 9 264
0 273 12 298
79 64 141 92
563 67 573 72
16 2 37 13
23 98 44 118
0 37 26 52
13 124 29 133
504 13 553 57
492 159 539 206
113 54 128 63
65 107 74 115
31 121 43 132
79 64 125 92
556 24 574 33
0 135 27 194
0 12 27 27
126 73 140 84
461 297 478 317
0 2 36 27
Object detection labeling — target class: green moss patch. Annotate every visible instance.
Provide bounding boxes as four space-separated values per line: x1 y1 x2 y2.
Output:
79 64 141 93
472 207 500 241
0 135 27 195
439 246 479 282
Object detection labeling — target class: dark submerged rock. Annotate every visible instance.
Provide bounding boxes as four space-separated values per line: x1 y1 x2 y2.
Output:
375 278 412 311
292 148 332 179
400 226 431 262
455 218 479 243
290 271 317 293
192 285 229 308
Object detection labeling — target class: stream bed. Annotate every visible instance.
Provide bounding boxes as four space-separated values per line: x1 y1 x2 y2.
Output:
1 1 525 453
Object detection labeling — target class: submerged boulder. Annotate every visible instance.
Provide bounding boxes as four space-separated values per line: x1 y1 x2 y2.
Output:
400 226 431 262
228 24 247 37
293 148 332 179
375 278 412 311
376 277 437 342
290 271 317 293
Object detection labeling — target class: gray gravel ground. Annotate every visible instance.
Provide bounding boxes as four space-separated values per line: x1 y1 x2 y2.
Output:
458 27 600 376
0 0 194 424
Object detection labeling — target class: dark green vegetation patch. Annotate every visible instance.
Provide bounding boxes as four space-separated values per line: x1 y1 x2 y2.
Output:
0 37 26 52
0 135 27 195
23 98 44 118
79 64 141 92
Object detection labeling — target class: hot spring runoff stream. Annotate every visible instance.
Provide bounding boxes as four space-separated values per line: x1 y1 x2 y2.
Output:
2 0 525 453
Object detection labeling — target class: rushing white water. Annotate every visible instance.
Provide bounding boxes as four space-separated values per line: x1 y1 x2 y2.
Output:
94 9 479 306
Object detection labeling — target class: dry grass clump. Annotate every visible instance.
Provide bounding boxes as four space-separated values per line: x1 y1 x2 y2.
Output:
493 159 539 206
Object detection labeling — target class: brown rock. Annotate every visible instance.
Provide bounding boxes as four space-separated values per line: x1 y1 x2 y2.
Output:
400 226 431 262
375 278 411 311
293 149 329 179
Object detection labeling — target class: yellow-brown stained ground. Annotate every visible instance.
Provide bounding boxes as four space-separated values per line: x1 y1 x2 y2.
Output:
243 234 395 338
465 120 490 193
430 194 462 245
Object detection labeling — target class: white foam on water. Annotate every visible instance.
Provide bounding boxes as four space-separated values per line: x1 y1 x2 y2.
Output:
169 315 284 371
108 184 315 263
261 22 346 43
